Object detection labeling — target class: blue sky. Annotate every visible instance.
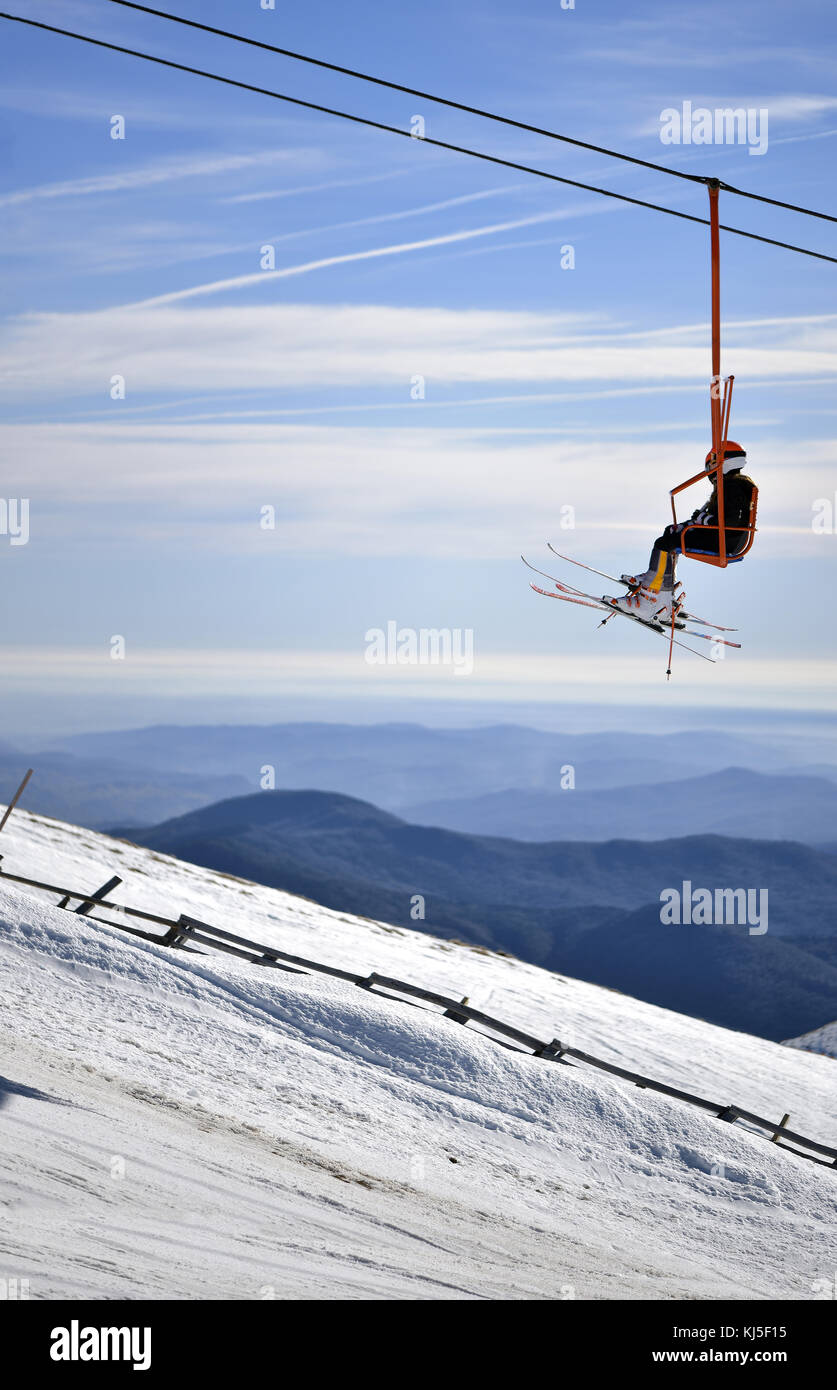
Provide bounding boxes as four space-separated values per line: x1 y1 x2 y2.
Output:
1 0 836 735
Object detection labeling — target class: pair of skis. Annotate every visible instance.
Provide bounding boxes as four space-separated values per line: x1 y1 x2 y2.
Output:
523 544 741 668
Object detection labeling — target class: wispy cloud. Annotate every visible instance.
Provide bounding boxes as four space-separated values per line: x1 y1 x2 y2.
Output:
3 298 836 400
770 126 837 148
3 644 835 713
2 180 532 279
260 185 529 244
632 93 837 143
580 44 835 73
751 95 837 121
224 169 417 204
0 414 824 564
0 148 323 208
62 382 822 426
0 82 322 136
124 201 610 307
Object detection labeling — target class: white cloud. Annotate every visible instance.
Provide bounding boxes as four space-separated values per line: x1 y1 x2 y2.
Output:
0 418 828 559
3 644 835 712
581 45 835 74
634 93 837 142
259 185 529 243
770 126 837 148
123 202 608 308
0 82 325 136
2 300 836 401
752 95 837 121
0 148 324 208
3 179 534 279
223 169 417 204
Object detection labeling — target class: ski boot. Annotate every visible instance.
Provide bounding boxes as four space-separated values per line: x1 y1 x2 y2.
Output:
650 583 687 627
605 582 686 628
605 586 665 624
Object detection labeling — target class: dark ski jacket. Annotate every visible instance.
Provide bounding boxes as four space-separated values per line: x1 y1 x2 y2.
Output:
691 471 756 551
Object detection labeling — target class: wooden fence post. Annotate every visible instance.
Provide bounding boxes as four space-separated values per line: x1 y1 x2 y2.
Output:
160 916 197 948
443 996 470 1023
771 1113 791 1143
0 769 34 835
74 876 123 916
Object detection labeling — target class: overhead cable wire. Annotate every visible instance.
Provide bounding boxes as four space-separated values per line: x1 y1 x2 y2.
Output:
2 11 836 265
104 0 837 227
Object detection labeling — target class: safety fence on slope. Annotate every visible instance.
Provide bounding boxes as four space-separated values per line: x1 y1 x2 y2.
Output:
0 855 835 1172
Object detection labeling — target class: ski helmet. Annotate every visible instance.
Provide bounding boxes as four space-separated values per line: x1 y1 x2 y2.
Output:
705 441 746 475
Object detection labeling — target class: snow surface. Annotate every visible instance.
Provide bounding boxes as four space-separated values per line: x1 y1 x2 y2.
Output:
0 807 835 1301
785 1022 837 1061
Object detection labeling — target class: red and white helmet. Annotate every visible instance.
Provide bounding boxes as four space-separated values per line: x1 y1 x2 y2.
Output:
705 440 747 475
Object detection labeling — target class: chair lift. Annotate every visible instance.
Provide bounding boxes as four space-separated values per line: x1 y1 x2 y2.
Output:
669 180 759 566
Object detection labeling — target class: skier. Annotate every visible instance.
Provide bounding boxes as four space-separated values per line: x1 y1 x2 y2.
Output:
607 442 756 623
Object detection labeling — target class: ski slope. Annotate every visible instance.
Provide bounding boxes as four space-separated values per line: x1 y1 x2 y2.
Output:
0 807 835 1301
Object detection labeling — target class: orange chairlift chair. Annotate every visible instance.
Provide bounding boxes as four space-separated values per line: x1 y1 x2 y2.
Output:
669 181 758 567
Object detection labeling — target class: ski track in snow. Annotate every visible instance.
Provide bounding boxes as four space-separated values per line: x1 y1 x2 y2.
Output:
0 808 835 1300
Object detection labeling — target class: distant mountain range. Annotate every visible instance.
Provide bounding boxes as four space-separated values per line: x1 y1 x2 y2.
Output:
401 767 837 842
4 719 836 1041
118 788 837 1042
13 719 834 844
0 752 252 831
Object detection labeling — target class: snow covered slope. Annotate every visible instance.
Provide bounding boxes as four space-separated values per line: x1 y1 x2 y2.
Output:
0 807 835 1301
785 1022 837 1060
